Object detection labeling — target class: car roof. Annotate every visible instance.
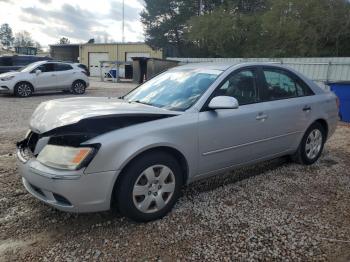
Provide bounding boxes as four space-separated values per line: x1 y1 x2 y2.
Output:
174 62 295 71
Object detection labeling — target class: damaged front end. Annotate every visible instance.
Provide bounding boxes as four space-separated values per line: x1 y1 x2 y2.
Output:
17 114 174 170
17 130 99 170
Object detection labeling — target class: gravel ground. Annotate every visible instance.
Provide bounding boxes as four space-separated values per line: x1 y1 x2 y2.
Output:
0 80 350 261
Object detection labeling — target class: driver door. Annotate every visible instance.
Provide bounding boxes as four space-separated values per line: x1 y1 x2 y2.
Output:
197 68 269 175
33 63 57 90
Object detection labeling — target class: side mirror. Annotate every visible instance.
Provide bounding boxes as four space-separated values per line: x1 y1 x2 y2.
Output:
35 70 41 75
208 96 239 110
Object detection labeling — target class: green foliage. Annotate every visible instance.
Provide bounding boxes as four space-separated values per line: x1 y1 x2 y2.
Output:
262 0 350 57
141 0 199 56
142 0 350 57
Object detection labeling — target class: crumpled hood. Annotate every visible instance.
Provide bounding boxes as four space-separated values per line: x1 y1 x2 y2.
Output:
30 97 179 133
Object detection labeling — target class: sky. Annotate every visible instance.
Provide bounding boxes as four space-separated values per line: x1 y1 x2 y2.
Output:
0 0 145 48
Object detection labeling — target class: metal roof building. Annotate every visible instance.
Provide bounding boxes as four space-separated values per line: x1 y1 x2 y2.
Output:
50 43 163 77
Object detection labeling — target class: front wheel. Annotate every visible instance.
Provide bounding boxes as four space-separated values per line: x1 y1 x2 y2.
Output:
116 152 183 222
14 82 33 97
293 122 326 165
71 80 86 95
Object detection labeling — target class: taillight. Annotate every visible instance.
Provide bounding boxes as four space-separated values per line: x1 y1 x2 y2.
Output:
81 71 88 76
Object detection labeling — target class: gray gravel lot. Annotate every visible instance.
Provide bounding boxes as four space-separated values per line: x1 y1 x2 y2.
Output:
0 79 350 261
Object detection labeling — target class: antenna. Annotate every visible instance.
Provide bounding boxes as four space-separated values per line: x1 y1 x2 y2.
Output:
122 0 125 42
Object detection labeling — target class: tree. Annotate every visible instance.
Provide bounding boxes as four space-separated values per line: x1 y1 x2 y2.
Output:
186 0 268 57
186 0 350 57
141 0 213 57
142 0 350 57
262 0 350 57
13 31 35 47
0 23 14 48
35 41 43 52
59 37 70 44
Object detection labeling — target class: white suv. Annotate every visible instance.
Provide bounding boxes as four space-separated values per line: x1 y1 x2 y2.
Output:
0 61 89 97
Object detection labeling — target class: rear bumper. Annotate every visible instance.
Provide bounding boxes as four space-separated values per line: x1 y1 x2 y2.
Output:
17 150 119 213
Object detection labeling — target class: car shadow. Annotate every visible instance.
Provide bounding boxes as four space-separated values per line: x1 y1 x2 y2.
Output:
187 156 290 194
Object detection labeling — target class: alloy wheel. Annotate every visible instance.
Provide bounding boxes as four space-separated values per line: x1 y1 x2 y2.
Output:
73 82 85 94
17 83 32 97
132 165 175 213
305 129 323 160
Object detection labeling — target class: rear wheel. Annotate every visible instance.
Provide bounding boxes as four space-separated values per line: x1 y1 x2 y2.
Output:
116 152 183 222
71 80 86 94
14 82 33 97
293 122 326 165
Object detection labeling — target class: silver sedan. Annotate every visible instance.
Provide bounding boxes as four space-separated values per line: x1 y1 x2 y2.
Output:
17 62 338 222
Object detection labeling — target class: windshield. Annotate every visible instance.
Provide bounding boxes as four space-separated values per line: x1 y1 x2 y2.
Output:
19 61 44 72
124 68 222 111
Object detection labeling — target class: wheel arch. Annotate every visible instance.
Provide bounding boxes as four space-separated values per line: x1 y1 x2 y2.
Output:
72 79 87 87
110 145 189 208
14 80 34 90
314 118 329 139
14 81 35 96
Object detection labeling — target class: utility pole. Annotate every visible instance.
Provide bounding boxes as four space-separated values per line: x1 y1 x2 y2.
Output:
122 0 125 42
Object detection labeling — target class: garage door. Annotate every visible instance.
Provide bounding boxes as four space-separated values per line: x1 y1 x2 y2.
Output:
126 52 150 62
89 52 109 77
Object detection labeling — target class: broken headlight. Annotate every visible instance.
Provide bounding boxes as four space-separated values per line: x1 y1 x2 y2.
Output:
37 144 96 170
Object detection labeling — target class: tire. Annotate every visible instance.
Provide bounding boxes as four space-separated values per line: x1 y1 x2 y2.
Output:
71 80 86 95
14 82 33 97
116 152 183 222
293 122 326 165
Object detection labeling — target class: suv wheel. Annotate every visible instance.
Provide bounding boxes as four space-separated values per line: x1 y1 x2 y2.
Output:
71 80 86 94
14 82 33 97
293 122 326 165
116 152 183 222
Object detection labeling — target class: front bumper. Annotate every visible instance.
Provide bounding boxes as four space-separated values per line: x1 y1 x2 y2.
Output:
0 85 11 94
17 149 119 213
0 80 15 93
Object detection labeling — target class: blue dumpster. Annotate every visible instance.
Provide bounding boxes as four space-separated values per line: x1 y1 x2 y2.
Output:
328 82 350 122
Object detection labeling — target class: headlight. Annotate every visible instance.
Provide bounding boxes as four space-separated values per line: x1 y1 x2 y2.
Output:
0 75 15 81
37 144 96 170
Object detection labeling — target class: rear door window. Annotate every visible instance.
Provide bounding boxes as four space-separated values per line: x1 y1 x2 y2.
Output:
36 63 55 73
54 63 73 71
262 68 313 101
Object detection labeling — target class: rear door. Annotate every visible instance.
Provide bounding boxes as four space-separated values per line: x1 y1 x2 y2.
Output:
197 67 270 174
258 66 314 153
53 63 75 88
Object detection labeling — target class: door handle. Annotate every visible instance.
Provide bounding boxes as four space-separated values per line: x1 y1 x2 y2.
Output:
51 74 56 76
256 113 268 121
303 106 311 112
